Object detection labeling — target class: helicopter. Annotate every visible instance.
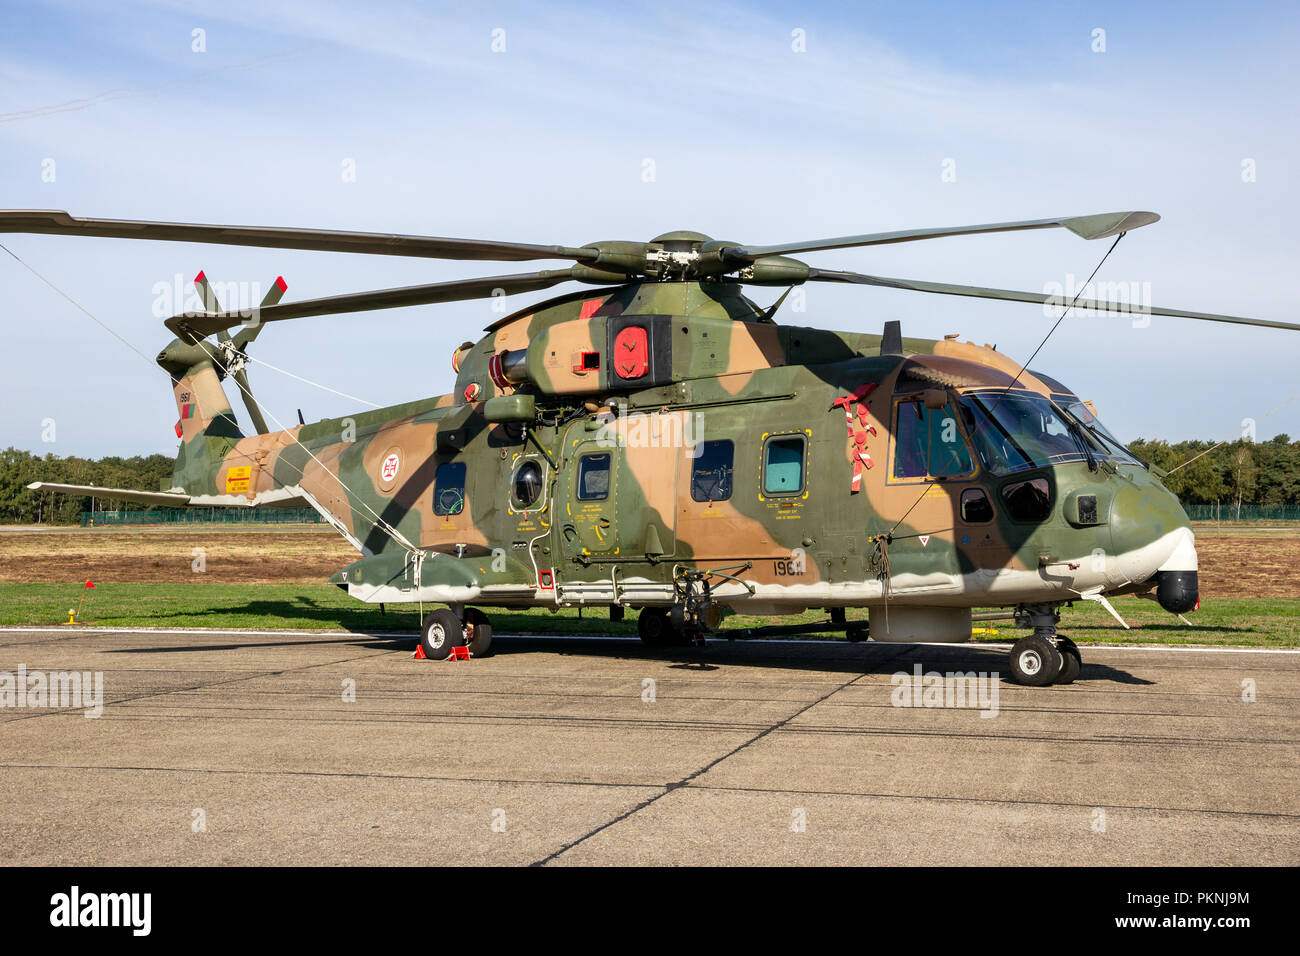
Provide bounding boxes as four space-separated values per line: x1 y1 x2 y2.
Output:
5 208 1296 685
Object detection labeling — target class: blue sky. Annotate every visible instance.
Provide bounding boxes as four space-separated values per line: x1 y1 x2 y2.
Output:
1 0 1298 458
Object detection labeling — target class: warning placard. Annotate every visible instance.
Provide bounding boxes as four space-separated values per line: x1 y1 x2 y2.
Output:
225 465 252 494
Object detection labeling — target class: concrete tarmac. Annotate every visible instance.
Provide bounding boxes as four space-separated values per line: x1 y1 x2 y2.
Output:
1 626 1296 866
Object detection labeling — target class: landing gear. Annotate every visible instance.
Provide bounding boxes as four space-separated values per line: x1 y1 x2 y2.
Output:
638 607 685 646
420 608 466 661
1009 604 1082 686
1009 634 1062 686
464 607 493 658
1055 635 1081 684
420 607 493 659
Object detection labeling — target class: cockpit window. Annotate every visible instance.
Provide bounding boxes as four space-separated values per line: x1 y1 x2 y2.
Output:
959 391 1099 474
1050 394 1141 466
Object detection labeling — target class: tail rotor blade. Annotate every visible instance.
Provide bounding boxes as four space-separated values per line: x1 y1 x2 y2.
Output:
232 275 288 350
232 366 269 435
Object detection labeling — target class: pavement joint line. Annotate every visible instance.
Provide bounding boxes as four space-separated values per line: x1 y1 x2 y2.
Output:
2 762 1293 823
3 626 1297 654
0 762 665 791
678 783 1300 821
527 644 918 865
55 710 1293 748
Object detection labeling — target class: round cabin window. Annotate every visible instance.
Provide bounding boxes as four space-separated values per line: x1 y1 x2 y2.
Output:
513 460 543 507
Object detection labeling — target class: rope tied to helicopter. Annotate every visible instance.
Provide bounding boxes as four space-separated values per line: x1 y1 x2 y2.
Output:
243 353 382 409
1163 387 1300 476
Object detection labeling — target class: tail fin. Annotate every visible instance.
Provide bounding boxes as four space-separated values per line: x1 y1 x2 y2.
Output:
157 339 244 493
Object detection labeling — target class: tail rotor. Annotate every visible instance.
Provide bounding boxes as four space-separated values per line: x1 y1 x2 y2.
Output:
193 270 288 435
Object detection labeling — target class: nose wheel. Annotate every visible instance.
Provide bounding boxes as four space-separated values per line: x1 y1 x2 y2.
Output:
1009 605 1082 686
1054 635 1081 684
1009 634 1062 686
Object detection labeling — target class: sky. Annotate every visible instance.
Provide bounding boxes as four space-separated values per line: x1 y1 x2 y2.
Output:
1 0 1298 459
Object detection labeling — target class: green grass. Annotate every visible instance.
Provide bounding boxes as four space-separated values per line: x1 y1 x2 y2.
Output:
1 582 1295 647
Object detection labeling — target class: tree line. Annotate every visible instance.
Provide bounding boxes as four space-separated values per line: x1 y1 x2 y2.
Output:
0 436 1297 524
0 449 175 524
1127 434 1299 510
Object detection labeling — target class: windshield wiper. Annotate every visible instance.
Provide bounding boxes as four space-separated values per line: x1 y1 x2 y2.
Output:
1061 405 1147 470
1064 416 1098 471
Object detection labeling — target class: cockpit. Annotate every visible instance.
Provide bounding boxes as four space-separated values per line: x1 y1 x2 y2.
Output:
955 388 1146 475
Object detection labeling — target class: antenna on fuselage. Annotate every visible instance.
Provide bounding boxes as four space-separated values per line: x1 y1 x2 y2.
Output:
880 320 903 356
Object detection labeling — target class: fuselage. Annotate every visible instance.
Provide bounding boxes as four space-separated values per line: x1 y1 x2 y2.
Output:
162 281 1198 638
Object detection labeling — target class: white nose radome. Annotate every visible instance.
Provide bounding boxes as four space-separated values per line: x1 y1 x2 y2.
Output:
1156 525 1198 574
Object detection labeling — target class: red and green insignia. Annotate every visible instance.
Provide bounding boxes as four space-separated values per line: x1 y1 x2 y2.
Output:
181 402 196 419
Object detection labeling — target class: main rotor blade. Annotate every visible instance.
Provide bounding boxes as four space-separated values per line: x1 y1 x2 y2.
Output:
727 212 1160 262
164 269 588 340
0 210 599 262
806 267 1300 332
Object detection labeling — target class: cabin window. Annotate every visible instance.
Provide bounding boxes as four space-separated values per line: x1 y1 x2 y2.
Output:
512 460 544 508
763 436 805 495
433 462 467 516
1001 477 1052 522
892 399 975 480
691 440 734 502
960 488 994 523
577 453 610 500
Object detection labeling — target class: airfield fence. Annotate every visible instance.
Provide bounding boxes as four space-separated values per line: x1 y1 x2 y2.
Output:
1185 503 1300 523
81 508 324 526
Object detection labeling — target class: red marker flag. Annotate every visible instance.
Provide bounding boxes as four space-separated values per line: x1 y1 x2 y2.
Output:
84 580 95 589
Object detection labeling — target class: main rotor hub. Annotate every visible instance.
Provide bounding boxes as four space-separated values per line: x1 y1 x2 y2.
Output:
649 230 713 249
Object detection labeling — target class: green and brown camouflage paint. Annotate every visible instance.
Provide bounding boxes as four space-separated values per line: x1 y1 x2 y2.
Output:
154 279 1195 634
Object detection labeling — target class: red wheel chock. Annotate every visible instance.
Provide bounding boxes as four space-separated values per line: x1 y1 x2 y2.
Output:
411 644 471 661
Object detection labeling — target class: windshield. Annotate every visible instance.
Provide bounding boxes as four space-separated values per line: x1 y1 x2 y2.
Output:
959 390 1102 474
1051 395 1142 466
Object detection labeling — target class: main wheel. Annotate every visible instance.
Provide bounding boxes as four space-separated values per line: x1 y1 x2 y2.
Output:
638 607 672 646
1009 634 1062 686
464 607 493 658
1054 636 1081 684
421 608 466 661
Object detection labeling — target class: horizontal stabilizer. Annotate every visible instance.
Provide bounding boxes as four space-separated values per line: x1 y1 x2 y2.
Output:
27 482 191 508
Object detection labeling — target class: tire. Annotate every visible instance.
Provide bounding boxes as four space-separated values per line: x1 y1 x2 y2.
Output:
638 607 672 646
846 623 869 643
421 608 466 661
1009 634 1062 686
464 607 493 658
1055 637 1081 684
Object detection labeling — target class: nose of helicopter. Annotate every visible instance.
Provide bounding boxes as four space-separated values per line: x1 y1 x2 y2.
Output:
1108 480 1199 613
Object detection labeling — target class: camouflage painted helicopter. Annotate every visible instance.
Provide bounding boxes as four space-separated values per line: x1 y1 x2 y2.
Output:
6 209 1297 684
